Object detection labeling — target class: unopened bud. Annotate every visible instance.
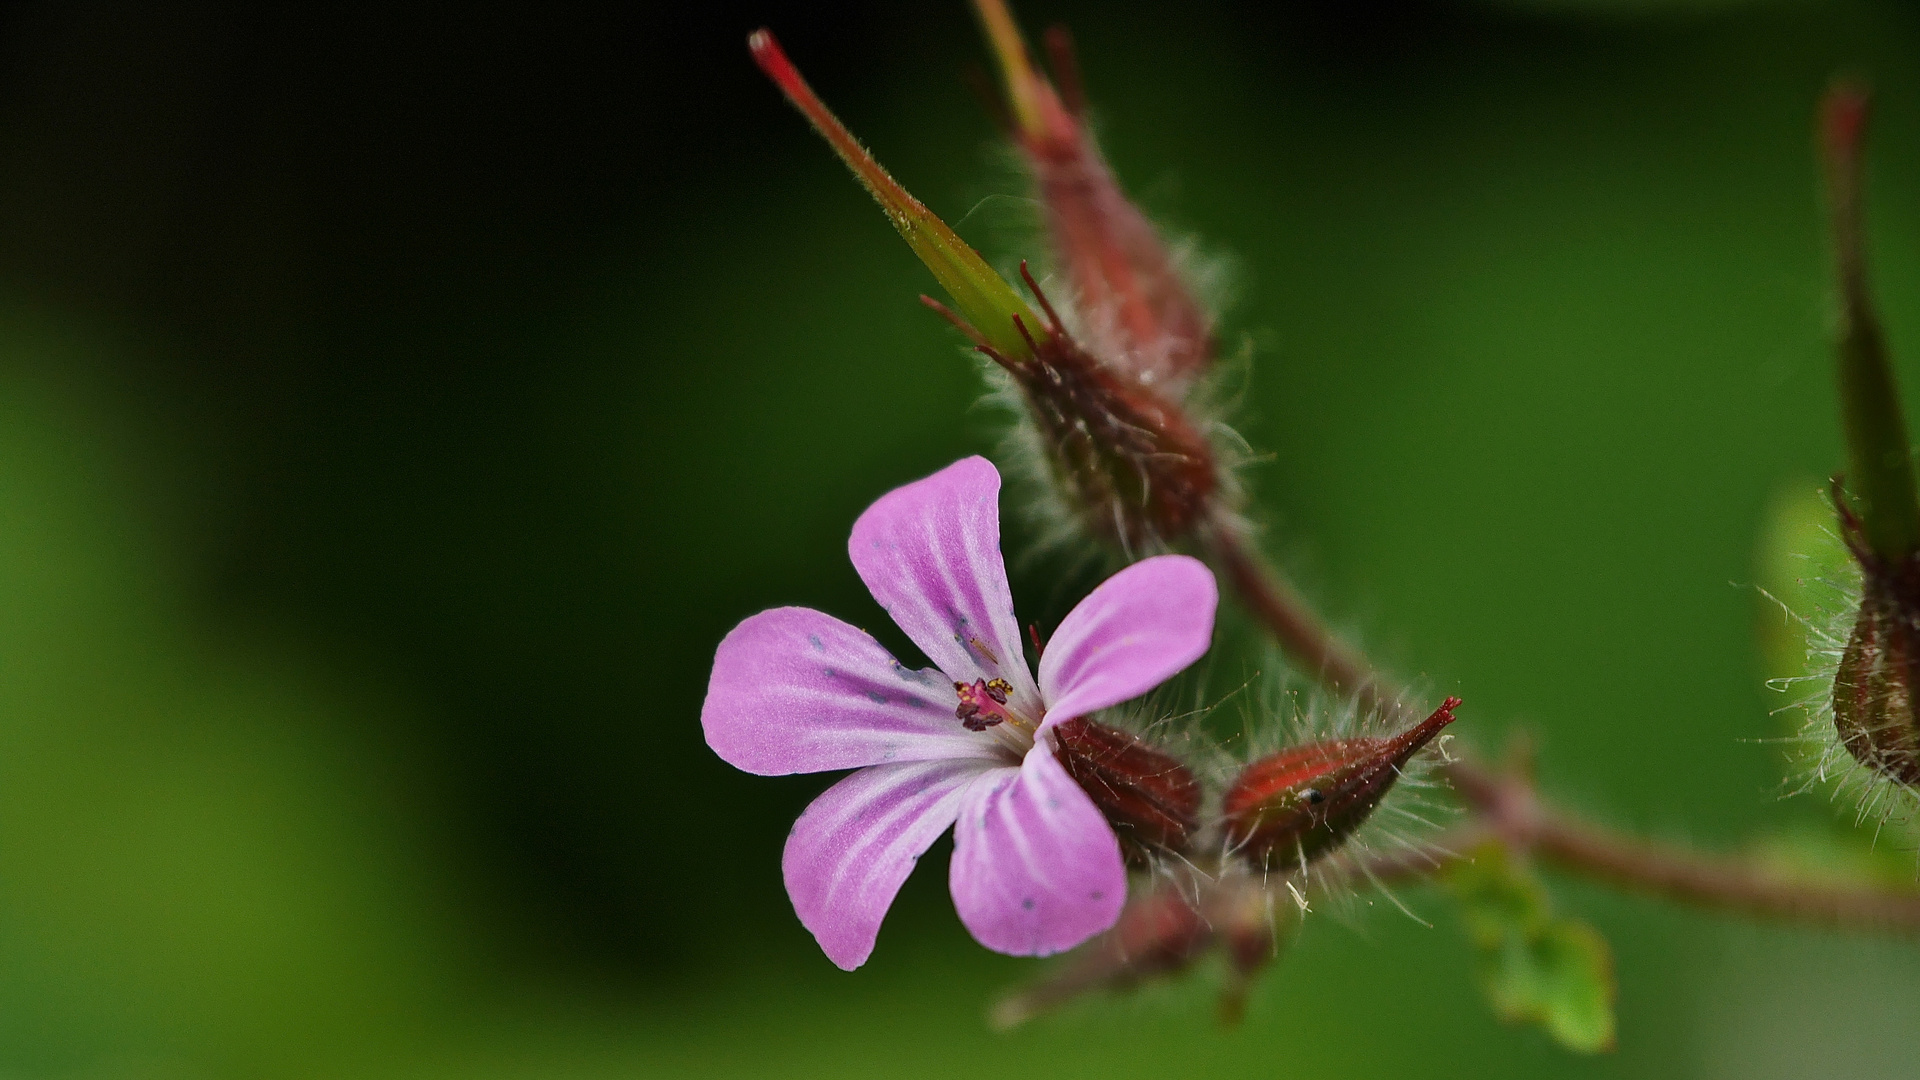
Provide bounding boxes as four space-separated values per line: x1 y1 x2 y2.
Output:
973 265 1218 550
973 0 1215 391
991 873 1293 1028
1222 697 1461 870
1052 715 1201 862
750 27 1220 552
1833 491 1920 789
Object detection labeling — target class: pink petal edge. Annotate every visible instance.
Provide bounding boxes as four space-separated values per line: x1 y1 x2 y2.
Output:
703 606 996 775
1037 554 1217 726
848 456 1041 717
948 739 1127 957
783 757 1001 970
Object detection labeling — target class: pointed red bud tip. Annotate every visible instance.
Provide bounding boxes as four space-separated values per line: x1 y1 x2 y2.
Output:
970 0 1216 391
1053 716 1202 863
1222 697 1461 871
1822 82 1870 183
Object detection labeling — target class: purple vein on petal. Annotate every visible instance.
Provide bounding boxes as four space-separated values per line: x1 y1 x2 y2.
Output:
850 457 1038 709
704 606 996 775
784 757 1001 970
1037 554 1217 725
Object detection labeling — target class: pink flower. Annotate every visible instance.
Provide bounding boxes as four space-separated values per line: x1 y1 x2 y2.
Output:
702 457 1217 969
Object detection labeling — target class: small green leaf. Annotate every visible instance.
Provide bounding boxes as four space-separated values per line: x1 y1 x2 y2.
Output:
1482 920 1617 1054
1447 839 1548 944
1445 842 1618 1054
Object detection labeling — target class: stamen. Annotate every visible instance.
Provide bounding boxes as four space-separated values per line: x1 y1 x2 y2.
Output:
968 636 1002 666
955 678 1025 732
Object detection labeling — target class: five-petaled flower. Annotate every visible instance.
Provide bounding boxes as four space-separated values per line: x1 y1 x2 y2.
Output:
702 456 1217 969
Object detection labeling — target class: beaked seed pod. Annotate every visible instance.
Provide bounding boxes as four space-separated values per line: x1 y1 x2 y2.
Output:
1822 87 1920 794
1221 697 1460 870
749 28 1221 552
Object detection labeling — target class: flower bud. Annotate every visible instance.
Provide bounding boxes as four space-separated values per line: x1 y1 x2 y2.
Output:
990 873 1293 1028
1051 714 1202 862
1222 697 1460 870
973 0 1215 392
749 27 1220 551
1820 85 1920 793
1832 504 1920 789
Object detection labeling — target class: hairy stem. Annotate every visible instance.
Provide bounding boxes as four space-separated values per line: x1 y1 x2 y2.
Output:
1203 512 1920 932
1449 757 1920 932
1202 524 1386 714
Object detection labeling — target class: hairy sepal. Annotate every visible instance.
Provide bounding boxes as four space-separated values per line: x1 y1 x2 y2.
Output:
1222 697 1461 870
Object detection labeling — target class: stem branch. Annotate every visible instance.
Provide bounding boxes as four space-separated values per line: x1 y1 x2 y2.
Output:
1450 757 1920 932
1203 524 1386 714
1205 513 1920 934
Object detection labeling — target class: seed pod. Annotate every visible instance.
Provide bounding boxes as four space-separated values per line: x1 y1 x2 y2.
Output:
1832 499 1920 789
1821 87 1920 794
1222 697 1460 870
1052 715 1202 863
750 27 1220 551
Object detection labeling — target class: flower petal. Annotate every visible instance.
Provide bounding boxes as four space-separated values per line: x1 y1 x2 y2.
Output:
783 758 999 970
949 740 1126 956
704 606 996 775
848 456 1041 714
1038 554 1216 725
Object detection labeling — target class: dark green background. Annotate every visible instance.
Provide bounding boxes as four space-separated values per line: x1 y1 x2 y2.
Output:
0 0 1911 1075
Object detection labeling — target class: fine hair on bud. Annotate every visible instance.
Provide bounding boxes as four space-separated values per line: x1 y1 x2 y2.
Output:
982 307 1258 570
991 670 1461 1028
957 1 1254 560
1213 676 1462 925
1766 487 1920 833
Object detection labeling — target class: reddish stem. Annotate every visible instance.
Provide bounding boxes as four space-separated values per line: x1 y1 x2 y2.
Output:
1203 523 1386 714
1208 510 1920 933
1447 758 1920 932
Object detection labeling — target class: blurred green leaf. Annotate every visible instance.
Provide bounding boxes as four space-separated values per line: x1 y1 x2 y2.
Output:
1754 479 1856 693
1446 842 1618 1054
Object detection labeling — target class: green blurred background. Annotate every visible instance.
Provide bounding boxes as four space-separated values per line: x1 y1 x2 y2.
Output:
0 0 1915 1075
